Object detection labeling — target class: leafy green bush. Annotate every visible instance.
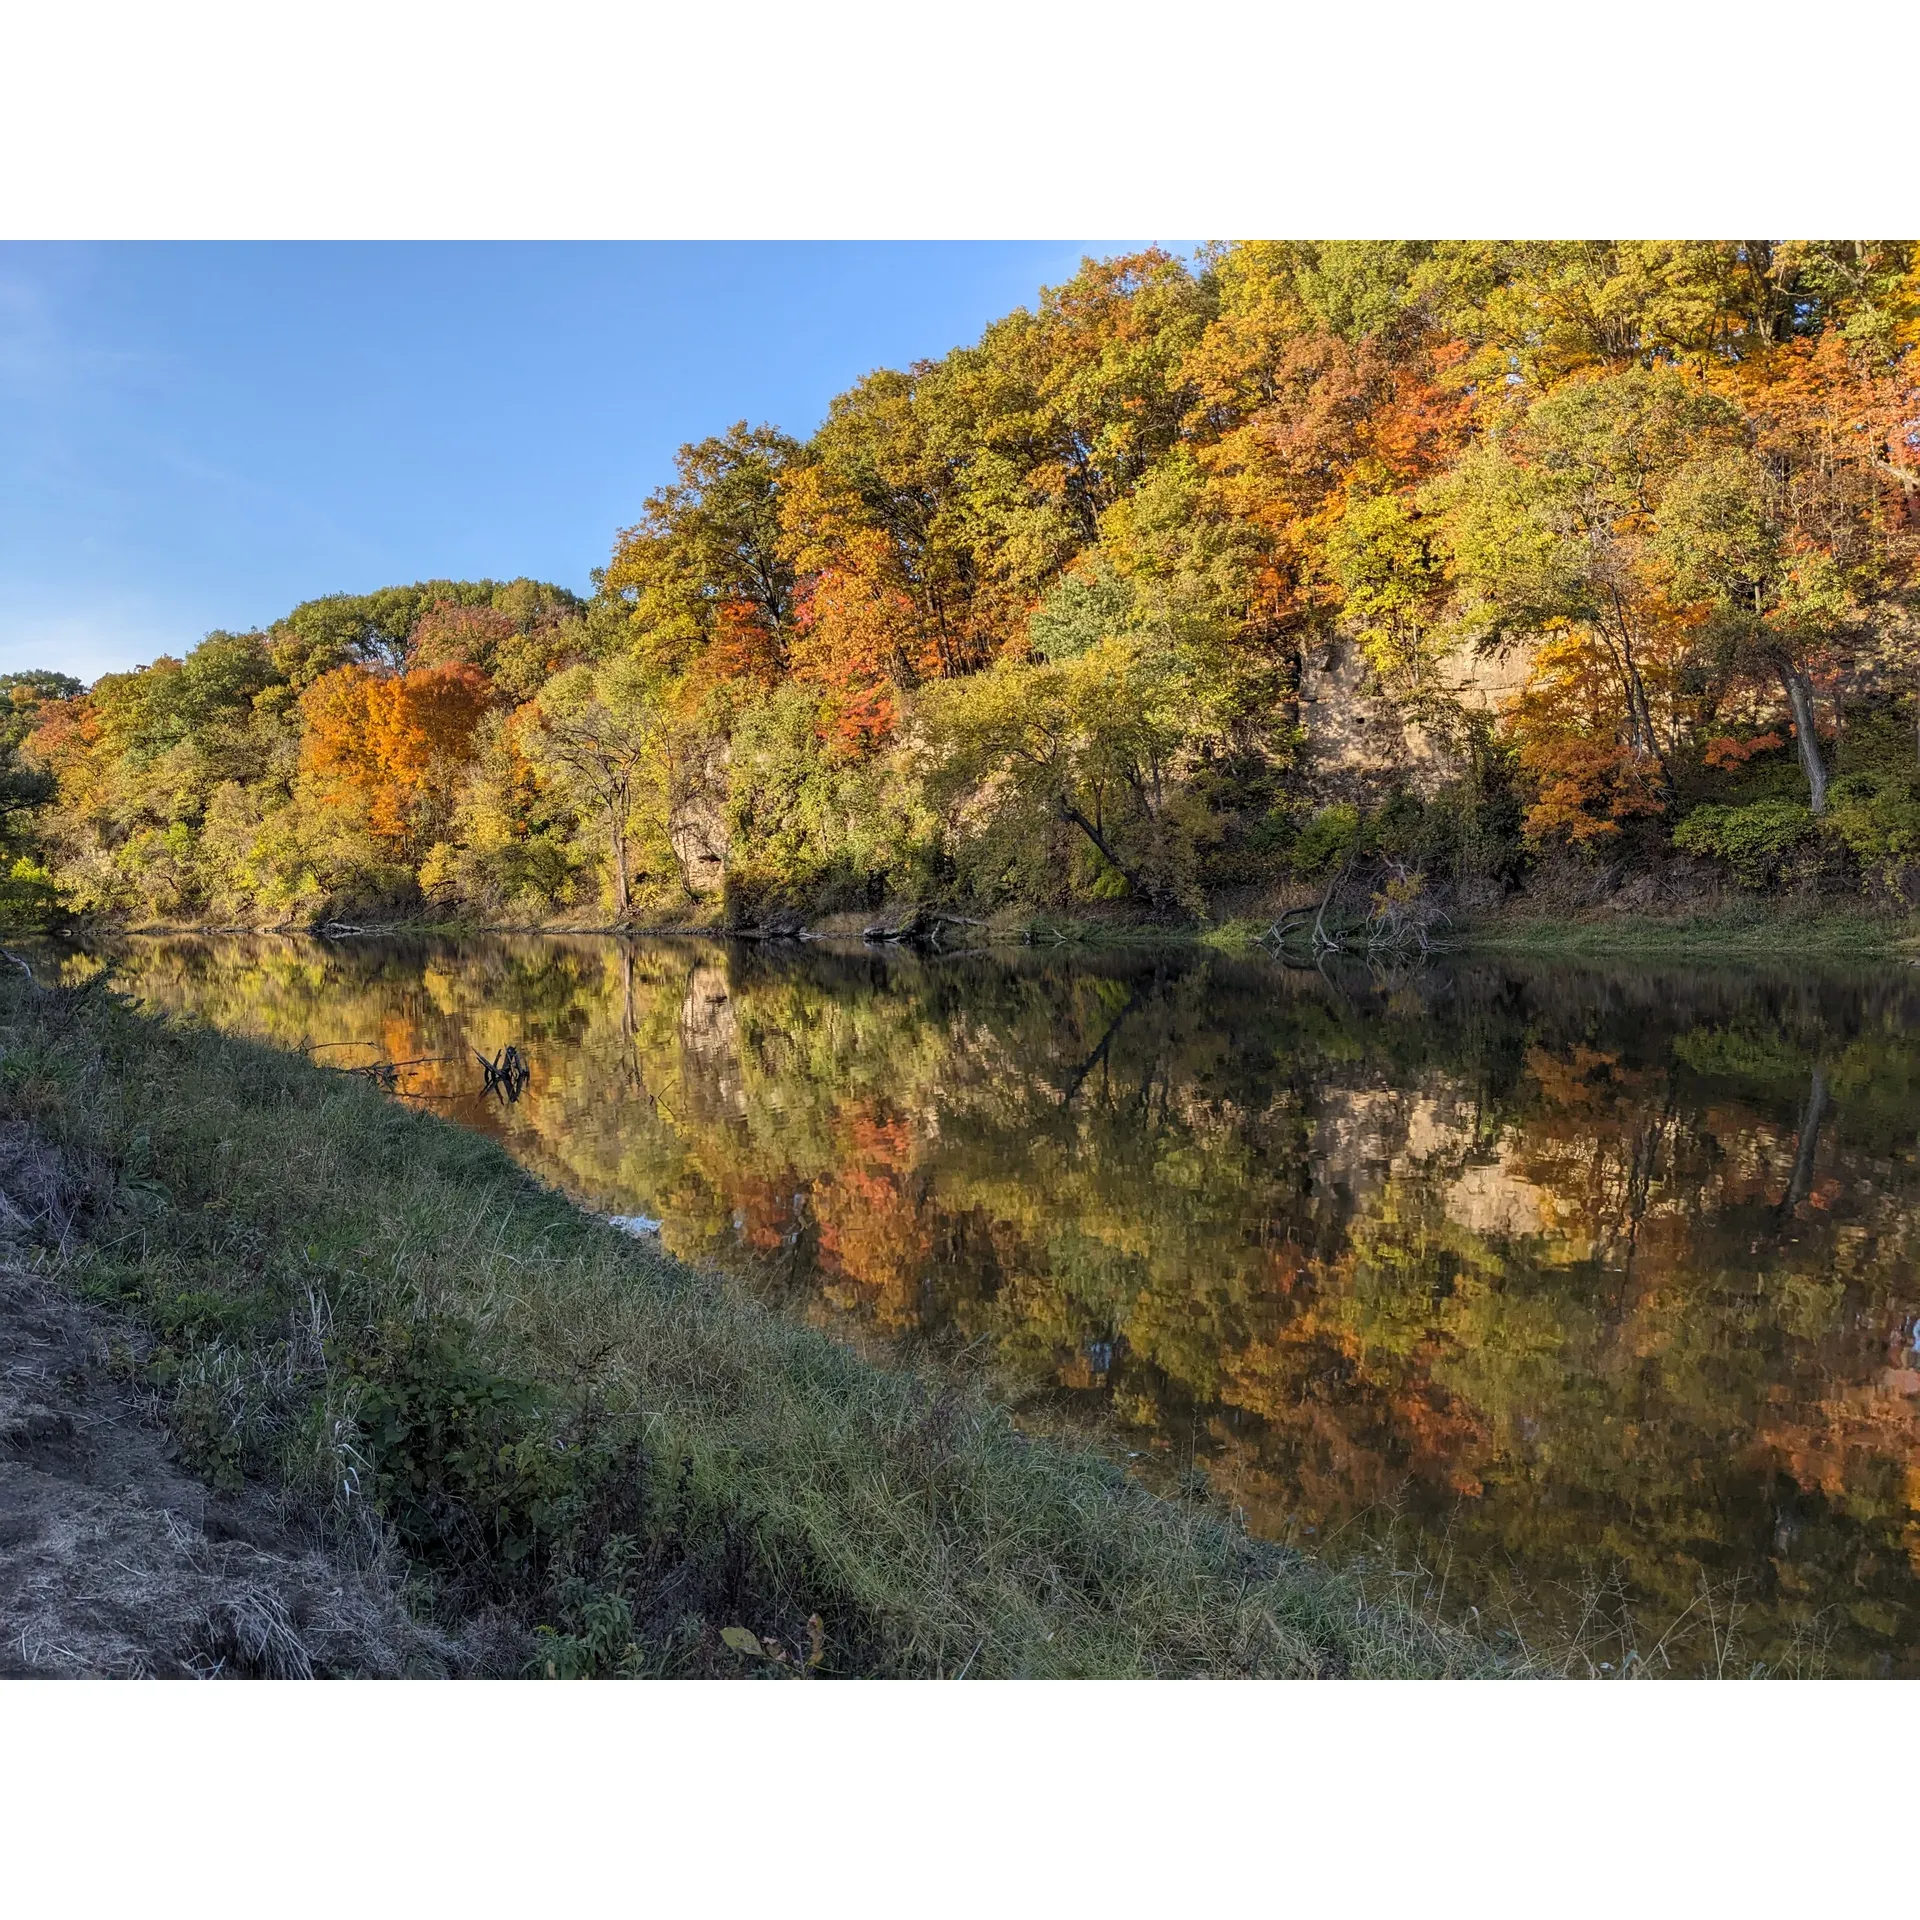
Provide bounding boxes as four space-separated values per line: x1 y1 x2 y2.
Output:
350 1325 580 1570
1289 805 1365 878
1672 799 1815 887
1415 771 1529 888
1244 809 1294 859
1822 771 1920 893
921 644 1205 913
0 855 61 928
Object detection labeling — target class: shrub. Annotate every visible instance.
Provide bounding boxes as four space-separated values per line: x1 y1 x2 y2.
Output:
1671 799 1815 888
1289 805 1365 878
1821 772 1920 895
350 1325 577 1572
0 855 61 928
724 684 936 915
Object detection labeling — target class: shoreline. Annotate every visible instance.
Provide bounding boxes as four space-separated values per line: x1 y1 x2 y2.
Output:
46 901 1920 966
0 965 1502 1678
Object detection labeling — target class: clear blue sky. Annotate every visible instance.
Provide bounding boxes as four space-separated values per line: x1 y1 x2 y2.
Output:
0 242 1146 683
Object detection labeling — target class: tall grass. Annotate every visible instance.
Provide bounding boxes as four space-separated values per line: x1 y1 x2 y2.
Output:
0 964 1508 1677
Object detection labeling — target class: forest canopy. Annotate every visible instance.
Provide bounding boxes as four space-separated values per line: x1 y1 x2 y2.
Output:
8 241 1919 928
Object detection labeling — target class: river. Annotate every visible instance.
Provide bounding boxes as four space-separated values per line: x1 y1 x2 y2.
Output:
77 932 1920 1675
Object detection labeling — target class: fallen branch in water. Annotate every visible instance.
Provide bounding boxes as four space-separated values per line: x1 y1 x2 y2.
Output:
474 1044 531 1100
1312 854 1356 954
1262 857 1355 956
1360 860 1452 955
330 1053 468 1093
1263 858 1451 958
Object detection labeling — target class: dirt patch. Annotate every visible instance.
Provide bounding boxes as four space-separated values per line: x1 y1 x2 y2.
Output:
0 1263 455 1678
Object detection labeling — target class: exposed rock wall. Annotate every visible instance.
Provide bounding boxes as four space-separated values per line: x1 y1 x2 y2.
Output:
1296 634 1536 804
668 737 730 898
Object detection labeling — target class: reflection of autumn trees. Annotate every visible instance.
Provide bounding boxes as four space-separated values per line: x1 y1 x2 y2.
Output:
812 1108 933 1331
102 935 1920 1671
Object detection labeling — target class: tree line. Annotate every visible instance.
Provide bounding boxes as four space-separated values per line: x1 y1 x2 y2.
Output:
6 241 1919 928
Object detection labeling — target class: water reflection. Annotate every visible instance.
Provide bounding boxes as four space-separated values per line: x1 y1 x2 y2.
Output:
89 933 1920 1674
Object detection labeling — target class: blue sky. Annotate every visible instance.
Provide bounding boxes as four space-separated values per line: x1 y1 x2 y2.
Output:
0 242 1143 683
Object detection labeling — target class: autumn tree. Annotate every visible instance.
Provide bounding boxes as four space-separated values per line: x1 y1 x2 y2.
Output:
606 424 803 683
1661 335 1920 812
923 638 1199 909
0 675 75 923
524 658 663 914
1427 369 1749 838
300 660 493 855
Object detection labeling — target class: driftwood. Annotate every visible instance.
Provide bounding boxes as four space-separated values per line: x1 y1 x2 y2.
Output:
1362 862 1453 955
475 1044 531 1100
1262 855 1355 957
1262 857 1452 959
332 1052 463 1092
320 1039 527 1101
1020 921 1075 947
863 908 985 949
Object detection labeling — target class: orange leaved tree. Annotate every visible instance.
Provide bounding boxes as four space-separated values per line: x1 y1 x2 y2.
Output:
300 661 493 855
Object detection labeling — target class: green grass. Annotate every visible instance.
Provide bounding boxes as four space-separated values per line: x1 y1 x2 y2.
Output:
1451 906 1920 961
0 966 1505 1678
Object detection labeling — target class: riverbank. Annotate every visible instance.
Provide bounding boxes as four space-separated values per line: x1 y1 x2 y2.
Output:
43 895 1920 966
0 962 1503 1678
1448 907 1920 962
1107 902 1920 962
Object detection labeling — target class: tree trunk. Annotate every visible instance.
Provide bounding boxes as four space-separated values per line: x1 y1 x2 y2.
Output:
1780 666 1829 815
1057 795 1158 905
608 802 631 914
1616 628 1672 791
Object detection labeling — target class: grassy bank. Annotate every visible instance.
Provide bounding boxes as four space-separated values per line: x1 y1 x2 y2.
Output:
1195 900 1920 963
1447 906 1920 962
0 961 1503 1678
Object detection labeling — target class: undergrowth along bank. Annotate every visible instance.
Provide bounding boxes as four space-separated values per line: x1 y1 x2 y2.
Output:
0 963 1505 1678
1447 907 1920 961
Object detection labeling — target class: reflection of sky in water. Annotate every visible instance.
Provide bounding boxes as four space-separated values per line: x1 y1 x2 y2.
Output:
95 933 1920 1676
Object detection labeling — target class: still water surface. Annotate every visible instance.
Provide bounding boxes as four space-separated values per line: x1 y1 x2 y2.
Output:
89 933 1920 1674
